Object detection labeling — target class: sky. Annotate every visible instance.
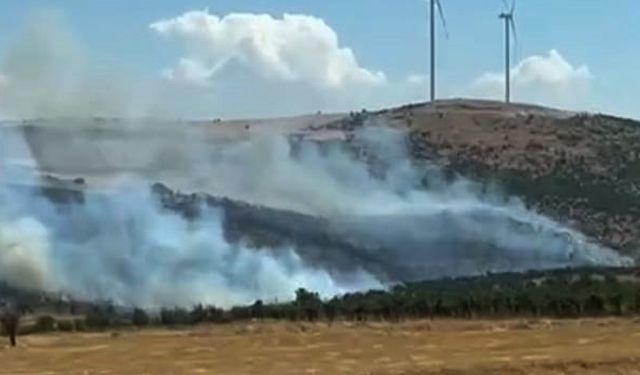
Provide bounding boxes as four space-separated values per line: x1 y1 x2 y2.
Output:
0 0 638 120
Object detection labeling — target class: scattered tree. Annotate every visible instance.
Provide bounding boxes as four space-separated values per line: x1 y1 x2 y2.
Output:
132 308 150 327
0 304 22 347
34 315 56 333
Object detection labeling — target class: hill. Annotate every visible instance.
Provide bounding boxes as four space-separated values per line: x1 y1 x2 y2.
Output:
317 99 640 258
2 99 639 305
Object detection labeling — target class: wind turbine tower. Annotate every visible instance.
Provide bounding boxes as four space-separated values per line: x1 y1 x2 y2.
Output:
499 0 518 103
428 0 448 104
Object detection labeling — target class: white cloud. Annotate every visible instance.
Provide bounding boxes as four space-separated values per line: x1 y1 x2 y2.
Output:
161 58 219 87
406 74 428 86
150 10 386 90
468 50 593 107
149 34 596 117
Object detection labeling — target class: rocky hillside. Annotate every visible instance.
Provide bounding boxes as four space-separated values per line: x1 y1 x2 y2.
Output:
323 99 640 257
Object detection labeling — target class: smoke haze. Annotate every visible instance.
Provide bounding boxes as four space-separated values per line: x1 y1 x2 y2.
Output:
0 123 633 308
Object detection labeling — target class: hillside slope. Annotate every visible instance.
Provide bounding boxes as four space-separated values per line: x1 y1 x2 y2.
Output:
5 99 639 259
323 99 640 257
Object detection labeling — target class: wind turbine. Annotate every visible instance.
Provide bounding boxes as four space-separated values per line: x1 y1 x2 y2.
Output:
428 0 448 104
499 0 518 103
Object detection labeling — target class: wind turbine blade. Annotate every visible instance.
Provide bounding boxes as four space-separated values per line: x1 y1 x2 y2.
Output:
501 0 510 11
510 18 519 61
510 0 517 14
435 0 449 39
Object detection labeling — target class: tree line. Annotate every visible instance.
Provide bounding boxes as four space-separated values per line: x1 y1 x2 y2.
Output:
4 267 640 345
78 267 640 328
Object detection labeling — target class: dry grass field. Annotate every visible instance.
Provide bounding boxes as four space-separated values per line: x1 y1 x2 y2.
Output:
2 318 640 374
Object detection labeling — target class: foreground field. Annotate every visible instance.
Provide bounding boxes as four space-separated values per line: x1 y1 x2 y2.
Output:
2 319 640 374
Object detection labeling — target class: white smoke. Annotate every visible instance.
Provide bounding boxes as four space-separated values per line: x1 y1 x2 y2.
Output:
0 218 52 291
166 126 630 278
8 187 379 308
0 123 633 309
0 126 382 308
0 10 163 120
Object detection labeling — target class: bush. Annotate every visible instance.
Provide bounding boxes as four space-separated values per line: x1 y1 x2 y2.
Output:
132 308 150 327
33 315 56 333
160 308 190 326
189 305 207 325
73 319 86 331
57 320 74 332
206 306 225 323
85 310 111 329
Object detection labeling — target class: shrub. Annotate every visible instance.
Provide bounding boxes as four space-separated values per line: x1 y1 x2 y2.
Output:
132 308 150 327
85 310 111 329
73 319 86 331
160 308 190 326
57 320 74 332
33 315 56 333
189 305 207 325
206 306 225 323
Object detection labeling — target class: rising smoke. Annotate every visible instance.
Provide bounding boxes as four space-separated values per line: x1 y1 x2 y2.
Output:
0 123 633 308
0 127 383 307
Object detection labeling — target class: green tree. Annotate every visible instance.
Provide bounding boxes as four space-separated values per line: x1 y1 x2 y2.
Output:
34 315 56 332
251 300 265 320
295 288 322 322
0 309 20 346
132 308 150 327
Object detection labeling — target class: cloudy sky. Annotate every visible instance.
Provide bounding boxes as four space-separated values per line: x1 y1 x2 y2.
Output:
0 0 638 119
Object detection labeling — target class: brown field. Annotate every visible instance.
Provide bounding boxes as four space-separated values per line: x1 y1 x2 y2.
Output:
2 319 640 374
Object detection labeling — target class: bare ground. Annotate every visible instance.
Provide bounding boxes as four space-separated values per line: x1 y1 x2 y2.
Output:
2 318 640 374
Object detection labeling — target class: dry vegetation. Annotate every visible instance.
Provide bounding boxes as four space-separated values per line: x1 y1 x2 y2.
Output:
3 318 640 374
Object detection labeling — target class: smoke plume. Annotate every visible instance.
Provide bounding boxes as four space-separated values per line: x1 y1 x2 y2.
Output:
0 122 633 308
